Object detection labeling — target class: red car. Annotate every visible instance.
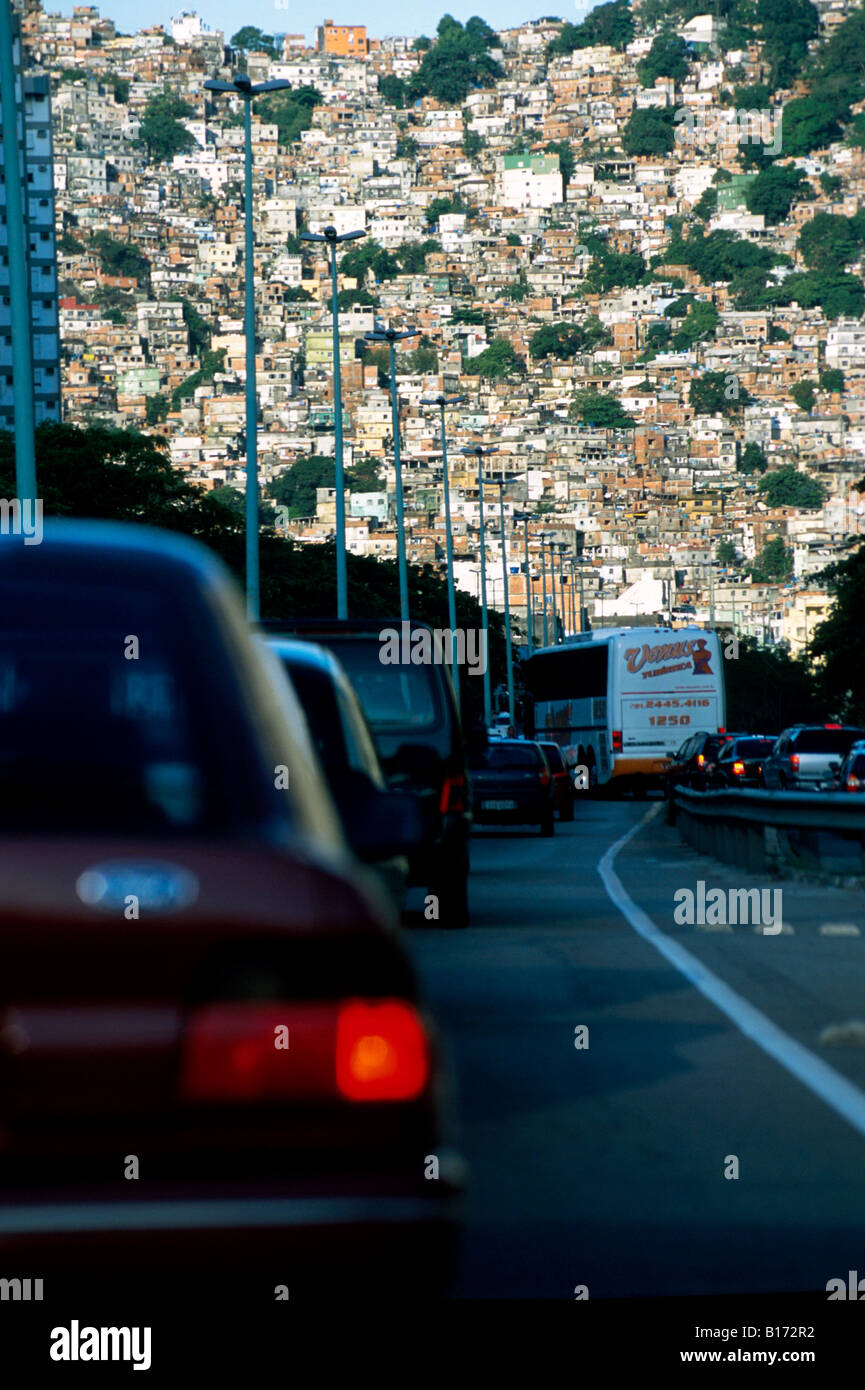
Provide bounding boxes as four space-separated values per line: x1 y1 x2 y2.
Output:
0 522 461 1300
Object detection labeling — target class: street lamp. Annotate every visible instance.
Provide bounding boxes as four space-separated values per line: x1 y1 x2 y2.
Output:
366 324 416 623
514 511 533 657
462 445 498 727
301 223 366 618
575 529 587 633
205 74 291 621
540 531 553 647
491 478 516 729
420 394 467 667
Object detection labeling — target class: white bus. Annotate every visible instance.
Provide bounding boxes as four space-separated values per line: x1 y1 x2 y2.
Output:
525 626 726 794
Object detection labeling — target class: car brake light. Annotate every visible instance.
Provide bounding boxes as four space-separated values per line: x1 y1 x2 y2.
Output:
847 776 861 791
825 723 842 729
718 727 726 734
612 730 623 752
180 1000 429 1104
538 767 551 787
336 1001 429 1101
790 754 799 770
697 753 705 767
732 761 745 775
440 773 466 815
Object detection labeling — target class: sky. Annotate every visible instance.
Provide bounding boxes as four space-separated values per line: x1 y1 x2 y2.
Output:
50 1 598 44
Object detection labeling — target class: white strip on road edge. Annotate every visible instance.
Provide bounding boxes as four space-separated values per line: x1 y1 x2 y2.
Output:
598 804 865 1143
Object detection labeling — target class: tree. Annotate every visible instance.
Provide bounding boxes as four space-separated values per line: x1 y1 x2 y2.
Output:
337 288 379 311
255 87 322 147
790 380 817 413
781 96 844 158
181 299 212 356
583 248 646 293
396 135 419 159
745 164 814 225
135 93 196 164
693 187 717 222
672 300 719 349
568 390 634 429
396 239 441 273
725 636 819 732
379 74 405 108
546 140 574 190
530 323 584 360
230 26 278 57
144 394 169 427
471 338 522 378
716 538 740 567
267 458 334 518
748 536 794 582
758 466 823 510
346 457 384 492
407 15 502 106
797 213 863 271
623 108 676 157
740 442 767 474
426 195 466 224
547 2 634 55
283 285 314 303
462 128 484 158
59 232 85 254
92 231 150 286
690 372 751 417
637 33 689 87
810 541 865 721
339 239 399 283
821 367 844 393
820 172 844 197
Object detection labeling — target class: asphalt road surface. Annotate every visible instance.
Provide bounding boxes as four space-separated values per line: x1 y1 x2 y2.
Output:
406 796 865 1300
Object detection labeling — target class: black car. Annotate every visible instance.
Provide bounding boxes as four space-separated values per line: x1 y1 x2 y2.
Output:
267 637 424 914
708 735 777 789
0 523 461 1297
538 740 575 821
262 619 472 929
470 740 556 836
664 730 736 820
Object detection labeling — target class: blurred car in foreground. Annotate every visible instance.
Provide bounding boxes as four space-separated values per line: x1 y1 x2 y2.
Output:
267 636 421 914
708 735 776 789
537 741 575 821
262 619 472 928
0 523 461 1295
470 740 555 836
762 724 865 791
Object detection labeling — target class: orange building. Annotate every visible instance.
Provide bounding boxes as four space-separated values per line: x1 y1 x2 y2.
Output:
315 20 368 57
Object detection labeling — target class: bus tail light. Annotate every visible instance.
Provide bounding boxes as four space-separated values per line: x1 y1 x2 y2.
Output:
612 730 623 752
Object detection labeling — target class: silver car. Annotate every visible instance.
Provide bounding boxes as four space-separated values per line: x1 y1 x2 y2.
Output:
762 724 865 791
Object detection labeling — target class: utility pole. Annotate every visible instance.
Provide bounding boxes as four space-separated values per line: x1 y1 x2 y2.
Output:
366 323 416 623
421 393 467 668
462 446 498 726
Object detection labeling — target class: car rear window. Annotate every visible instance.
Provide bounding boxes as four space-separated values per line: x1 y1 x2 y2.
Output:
733 739 775 758
473 744 542 771
793 729 865 753
0 575 250 834
326 639 440 732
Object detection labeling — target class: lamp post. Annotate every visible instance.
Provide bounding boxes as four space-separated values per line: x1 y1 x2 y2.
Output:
0 1 36 505
575 529 586 632
205 74 291 621
420 394 466 667
492 478 515 728
366 323 416 623
540 531 550 647
462 446 497 727
300 223 366 619
514 511 533 656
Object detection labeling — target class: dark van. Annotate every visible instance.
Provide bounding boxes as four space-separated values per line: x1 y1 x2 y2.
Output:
260 619 472 928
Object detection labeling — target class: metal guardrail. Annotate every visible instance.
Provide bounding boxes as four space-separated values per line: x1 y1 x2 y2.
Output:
671 787 865 880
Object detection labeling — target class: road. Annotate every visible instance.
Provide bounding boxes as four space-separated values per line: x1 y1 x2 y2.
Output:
406 796 865 1300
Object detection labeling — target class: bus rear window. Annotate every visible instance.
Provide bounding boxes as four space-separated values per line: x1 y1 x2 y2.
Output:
526 646 608 701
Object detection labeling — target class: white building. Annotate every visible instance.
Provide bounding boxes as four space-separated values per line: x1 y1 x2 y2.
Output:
499 153 563 210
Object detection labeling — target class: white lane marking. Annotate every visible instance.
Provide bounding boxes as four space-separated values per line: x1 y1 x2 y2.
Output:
598 805 865 1142
819 1021 865 1048
819 923 861 937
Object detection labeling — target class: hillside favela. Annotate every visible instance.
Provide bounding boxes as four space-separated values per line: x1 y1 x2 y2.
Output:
9 0 865 1358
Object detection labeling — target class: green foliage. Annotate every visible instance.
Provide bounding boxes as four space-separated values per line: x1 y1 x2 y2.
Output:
530 318 610 360
426 194 466 224
470 337 522 378
716 538 740 566
725 636 820 733
181 299 212 356
756 0 818 88
744 163 814 225
395 239 442 273
267 457 334 517
379 74 406 108
790 380 817 412
583 248 646 293
506 233 522 246
821 367 844 393
59 232 85 254
568 390 634 428
283 286 314 303
810 540 865 721
689 372 752 417
407 14 502 106
758 465 823 509
171 349 225 408
452 306 487 325
820 172 843 197
797 212 864 271
545 139 575 189
693 187 717 222
254 87 322 147
346 456 385 492
135 92 196 164
671 300 719 349
547 2 634 56
92 231 150 285
740 441 767 474
337 288 380 310
144 394 170 427
748 535 794 582
339 239 399 283
781 96 844 158
637 33 689 87
462 129 484 158
622 108 676 157
230 26 278 57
